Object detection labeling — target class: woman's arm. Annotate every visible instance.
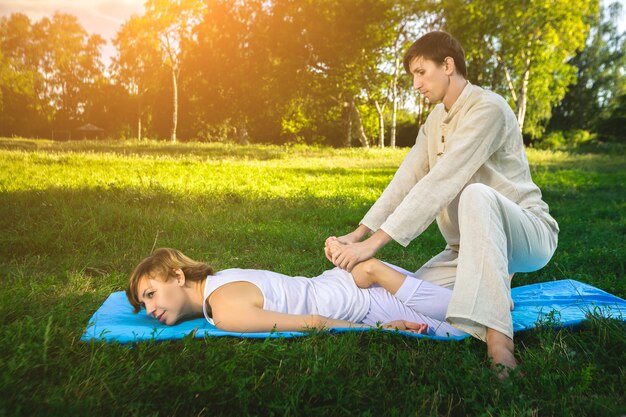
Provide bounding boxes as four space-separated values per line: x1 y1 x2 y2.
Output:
209 281 427 333
214 307 371 333
209 281 370 333
214 307 427 334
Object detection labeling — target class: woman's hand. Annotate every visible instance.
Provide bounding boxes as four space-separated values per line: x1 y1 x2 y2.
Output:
383 320 428 334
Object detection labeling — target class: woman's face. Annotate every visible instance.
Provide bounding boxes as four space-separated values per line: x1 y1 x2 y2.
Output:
409 56 451 104
136 272 189 325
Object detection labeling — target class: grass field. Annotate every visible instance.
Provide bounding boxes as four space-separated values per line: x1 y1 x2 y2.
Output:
0 138 624 416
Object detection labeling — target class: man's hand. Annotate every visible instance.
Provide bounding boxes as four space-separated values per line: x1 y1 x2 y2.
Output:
325 232 360 250
330 240 378 272
324 225 372 262
325 228 391 271
383 320 428 334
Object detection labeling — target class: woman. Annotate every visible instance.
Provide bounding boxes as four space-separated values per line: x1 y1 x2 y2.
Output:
126 247 467 338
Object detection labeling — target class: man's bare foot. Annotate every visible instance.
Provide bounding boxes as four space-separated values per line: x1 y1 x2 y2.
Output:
486 328 517 381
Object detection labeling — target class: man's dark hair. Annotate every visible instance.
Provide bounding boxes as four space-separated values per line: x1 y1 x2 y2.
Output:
403 31 467 78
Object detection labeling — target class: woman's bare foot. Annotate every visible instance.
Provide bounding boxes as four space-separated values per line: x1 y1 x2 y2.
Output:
328 238 376 288
486 328 517 380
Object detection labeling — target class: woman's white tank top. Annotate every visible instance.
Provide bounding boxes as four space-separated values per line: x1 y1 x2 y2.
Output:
202 267 370 325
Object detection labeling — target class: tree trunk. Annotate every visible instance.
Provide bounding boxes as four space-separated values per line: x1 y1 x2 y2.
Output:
137 100 142 141
170 68 178 143
350 99 370 148
235 118 249 144
390 56 400 148
516 62 530 130
137 116 142 141
343 101 352 147
374 100 385 148
416 94 426 127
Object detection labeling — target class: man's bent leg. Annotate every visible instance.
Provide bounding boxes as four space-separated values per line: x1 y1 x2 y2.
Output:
413 247 459 289
446 184 557 372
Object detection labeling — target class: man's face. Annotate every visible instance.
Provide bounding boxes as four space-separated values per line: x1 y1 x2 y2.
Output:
409 56 450 104
137 273 188 326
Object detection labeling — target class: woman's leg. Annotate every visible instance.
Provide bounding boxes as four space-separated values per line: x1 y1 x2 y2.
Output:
351 258 407 294
361 286 468 338
351 258 453 321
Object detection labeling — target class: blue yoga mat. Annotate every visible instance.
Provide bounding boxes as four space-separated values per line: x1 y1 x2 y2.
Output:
81 279 626 344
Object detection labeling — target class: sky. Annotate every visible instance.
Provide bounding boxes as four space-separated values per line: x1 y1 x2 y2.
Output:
1 0 625 68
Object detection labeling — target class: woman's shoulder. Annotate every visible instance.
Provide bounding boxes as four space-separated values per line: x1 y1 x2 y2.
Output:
208 280 264 312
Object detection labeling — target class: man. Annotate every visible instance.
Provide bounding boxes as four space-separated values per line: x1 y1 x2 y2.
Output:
326 31 559 378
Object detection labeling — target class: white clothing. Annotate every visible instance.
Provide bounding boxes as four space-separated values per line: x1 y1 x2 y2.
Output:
202 267 467 338
360 82 558 247
203 267 370 324
422 183 557 340
358 82 559 341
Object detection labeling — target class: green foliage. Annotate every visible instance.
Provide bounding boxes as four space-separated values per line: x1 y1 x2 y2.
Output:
110 14 164 139
549 2 626 133
444 0 598 138
533 129 596 150
0 1 624 146
0 12 105 137
0 139 625 415
595 93 626 143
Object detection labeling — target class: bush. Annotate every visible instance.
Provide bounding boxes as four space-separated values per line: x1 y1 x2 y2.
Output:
595 94 626 143
533 129 596 150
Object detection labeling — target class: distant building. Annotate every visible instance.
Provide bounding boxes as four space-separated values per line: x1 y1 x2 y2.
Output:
75 123 105 140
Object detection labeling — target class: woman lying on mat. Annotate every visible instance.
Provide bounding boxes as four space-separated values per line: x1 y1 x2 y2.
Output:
126 247 468 338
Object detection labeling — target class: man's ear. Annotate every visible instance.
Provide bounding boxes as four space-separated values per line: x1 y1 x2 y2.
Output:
443 56 456 75
174 268 186 286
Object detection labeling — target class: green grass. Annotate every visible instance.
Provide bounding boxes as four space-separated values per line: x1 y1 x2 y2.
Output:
0 138 624 416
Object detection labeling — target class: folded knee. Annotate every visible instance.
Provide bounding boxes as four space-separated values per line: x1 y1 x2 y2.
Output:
352 259 375 278
459 183 497 211
351 259 377 288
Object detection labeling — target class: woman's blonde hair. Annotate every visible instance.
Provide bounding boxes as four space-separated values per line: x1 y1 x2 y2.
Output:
126 248 214 313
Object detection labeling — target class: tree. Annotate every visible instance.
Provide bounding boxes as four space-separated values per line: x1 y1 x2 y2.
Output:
0 12 104 137
595 93 626 142
444 0 597 138
111 15 164 140
293 0 403 147
143 0 205 142
363 1 443 148
0 13 41 136
549 1 626 132
188 0 298 144
32 13 105 130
